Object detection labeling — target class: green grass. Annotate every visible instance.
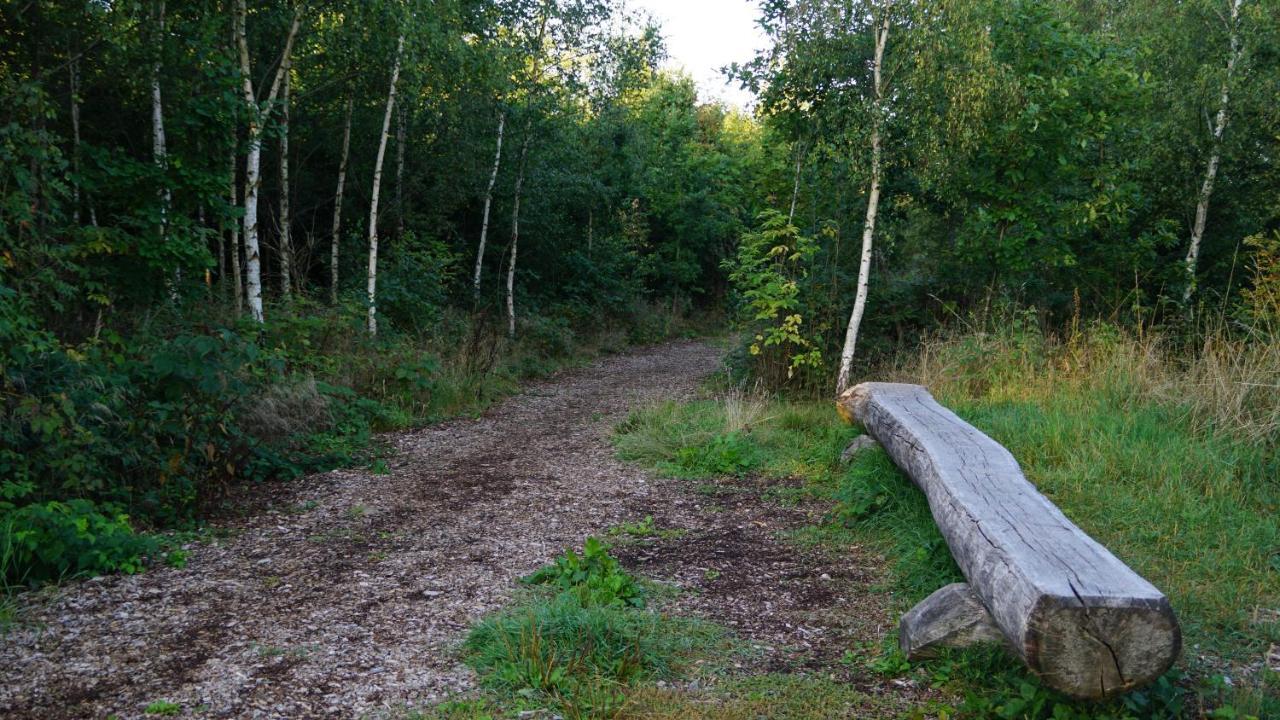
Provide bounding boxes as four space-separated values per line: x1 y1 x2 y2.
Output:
611 325 1280 718
458 540 730 719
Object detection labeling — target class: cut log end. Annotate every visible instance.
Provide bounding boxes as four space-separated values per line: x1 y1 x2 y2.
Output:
1027 595 1181 700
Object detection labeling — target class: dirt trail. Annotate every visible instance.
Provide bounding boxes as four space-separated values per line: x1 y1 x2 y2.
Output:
1 340 903 719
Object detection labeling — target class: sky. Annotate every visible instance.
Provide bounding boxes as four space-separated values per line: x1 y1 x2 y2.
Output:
627 0 768 109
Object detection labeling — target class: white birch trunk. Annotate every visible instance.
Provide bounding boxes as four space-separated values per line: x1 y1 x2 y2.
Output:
152 0 172 295
473 110 506 301
836 15 889 395
366 33 406 336
506 130 532 339
331 95 353 304
1183 0 1243 304
279 57 292 299
236 0 302 322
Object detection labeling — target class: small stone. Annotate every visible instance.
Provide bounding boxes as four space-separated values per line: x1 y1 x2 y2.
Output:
839 435 879 464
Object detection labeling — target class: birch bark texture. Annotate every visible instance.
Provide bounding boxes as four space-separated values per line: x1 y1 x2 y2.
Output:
838 382 1180 699
836 13 889 395
152 0 170 247
366 33 406 336
331 95 353 304
1183 0 1244 303
506 129 532 339
473 111 506 302
235 0 302 322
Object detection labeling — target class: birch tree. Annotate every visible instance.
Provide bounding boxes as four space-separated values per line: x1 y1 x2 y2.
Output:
473 110 505 301
331 95 352 304
366 33 406 336
506 128 532 338
836 10 890 394
234 0 302 322
152 1 171 256
1183 0 1245 303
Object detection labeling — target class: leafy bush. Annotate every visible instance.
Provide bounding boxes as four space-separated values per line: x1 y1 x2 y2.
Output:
521 537 644 609
1 500 157 585
724 210 826 390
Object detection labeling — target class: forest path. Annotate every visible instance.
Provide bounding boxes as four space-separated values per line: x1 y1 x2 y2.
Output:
1 340 909 719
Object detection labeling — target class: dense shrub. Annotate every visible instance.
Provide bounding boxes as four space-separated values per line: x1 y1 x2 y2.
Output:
1 500 157 585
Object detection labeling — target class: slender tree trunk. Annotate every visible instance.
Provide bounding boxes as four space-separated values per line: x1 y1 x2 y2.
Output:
152 0 172 297
473 110 506 302
788 143 804 224
331 95 353 304
836 14 889 395
506 129 532 339
279 57 292 299
395 103 407 240
1184 0 1243 303
366 33 406 336
236 0 302 322
228 145 242 313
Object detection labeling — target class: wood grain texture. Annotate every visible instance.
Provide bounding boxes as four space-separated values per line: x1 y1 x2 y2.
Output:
899 582 1005 658
839 382 1180 699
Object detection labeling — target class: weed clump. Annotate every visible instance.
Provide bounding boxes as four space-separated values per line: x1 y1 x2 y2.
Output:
463 538 721 718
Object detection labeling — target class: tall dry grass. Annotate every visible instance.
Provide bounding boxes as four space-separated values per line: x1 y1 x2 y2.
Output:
894 313 1280 453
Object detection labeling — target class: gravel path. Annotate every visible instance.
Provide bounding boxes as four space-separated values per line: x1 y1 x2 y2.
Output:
1 340 910 719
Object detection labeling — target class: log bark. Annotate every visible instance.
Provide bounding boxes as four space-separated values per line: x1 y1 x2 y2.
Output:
838 382 1180 699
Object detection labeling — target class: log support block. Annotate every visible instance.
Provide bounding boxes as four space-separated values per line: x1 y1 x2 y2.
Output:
838 382 1181 699
899 582 1005 659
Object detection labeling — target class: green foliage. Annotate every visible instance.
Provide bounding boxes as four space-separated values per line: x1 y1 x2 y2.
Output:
0 500 157 586
521 538 645 609
143 700 181 716
663 432 760 478
465 537 722 718
725 210 826 389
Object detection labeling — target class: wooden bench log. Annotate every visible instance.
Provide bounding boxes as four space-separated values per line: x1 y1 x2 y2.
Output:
837 382 1180 699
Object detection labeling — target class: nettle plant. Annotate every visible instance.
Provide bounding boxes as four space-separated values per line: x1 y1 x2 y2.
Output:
727 210 825 388
521 537 645 608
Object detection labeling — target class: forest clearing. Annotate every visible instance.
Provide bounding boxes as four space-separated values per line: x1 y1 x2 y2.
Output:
3 0 1279 718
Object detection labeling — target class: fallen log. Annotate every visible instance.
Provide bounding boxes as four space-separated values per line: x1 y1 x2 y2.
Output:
837 382 1180 699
